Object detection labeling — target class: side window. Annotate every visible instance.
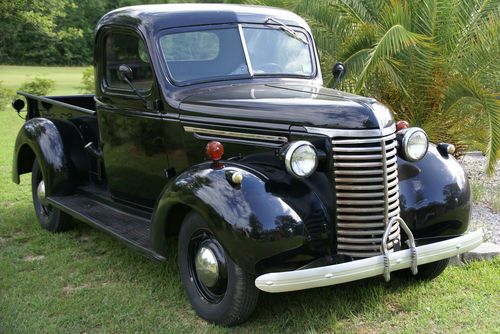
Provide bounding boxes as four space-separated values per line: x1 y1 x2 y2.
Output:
105 32 153 92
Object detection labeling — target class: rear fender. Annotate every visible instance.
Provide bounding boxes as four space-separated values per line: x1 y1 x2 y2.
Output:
12 118 87 195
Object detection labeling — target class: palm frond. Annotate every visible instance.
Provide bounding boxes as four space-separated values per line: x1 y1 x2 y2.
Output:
356 24 430 92
334 0 376 24
444 80 500 174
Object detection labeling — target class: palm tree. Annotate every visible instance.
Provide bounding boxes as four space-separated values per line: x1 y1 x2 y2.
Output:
246 0 500 174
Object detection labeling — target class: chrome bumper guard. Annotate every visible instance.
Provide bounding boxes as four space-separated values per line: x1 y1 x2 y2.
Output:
255 225 483 293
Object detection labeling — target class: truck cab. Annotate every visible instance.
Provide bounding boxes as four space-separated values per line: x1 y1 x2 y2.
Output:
11 4 482 326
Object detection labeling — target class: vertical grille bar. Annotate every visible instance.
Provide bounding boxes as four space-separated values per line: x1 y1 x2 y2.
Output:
333 132 401 258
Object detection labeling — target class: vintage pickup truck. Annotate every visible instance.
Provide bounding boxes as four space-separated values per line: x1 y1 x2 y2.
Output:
11 4 482 326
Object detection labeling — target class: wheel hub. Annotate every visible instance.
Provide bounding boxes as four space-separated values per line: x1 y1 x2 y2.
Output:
37 180 48 206
195 246 219 288
189 234 228 303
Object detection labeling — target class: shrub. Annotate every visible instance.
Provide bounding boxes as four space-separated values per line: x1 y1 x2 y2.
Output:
0 81 15 111
80 66 95 94
19 76 55 96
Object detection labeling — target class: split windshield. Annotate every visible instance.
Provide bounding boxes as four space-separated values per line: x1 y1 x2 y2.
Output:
159 24 314 85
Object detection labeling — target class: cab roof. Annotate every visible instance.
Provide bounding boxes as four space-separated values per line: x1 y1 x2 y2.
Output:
97 4 311 34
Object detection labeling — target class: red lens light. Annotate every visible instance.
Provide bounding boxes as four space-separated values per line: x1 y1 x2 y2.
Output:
206 141 224 161
396 120 410 132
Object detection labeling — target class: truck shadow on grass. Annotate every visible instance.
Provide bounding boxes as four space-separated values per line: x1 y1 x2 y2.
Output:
68 219 422 332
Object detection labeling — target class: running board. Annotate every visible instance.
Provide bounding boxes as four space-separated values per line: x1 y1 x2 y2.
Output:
48 194 165 261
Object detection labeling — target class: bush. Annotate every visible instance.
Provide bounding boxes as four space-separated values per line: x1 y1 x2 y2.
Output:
19 76 55 96
80 66 94 94
0 82 15 111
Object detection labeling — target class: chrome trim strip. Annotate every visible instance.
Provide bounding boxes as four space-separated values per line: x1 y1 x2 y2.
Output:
382 137 389 223
184 126 288 143
192 133 282 148
332 133 396 144
255 230 483 293
306 124 396 138
238 24 254 77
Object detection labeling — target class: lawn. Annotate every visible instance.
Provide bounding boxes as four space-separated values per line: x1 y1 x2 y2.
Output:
0 65 87 96
0 67 499 333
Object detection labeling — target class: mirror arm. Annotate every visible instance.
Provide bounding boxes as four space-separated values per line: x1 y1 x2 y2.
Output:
332 76 342 89
123 77 150 108
331 62 346 90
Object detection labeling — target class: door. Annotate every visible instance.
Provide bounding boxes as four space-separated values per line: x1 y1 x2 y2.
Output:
95 28 168 207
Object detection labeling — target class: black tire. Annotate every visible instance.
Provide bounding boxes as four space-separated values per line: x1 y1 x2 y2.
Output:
178 212 259 326
402 258 449 281
31 159 72 232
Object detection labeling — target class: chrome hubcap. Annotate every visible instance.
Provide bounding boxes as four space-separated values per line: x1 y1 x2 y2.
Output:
194 246 219 288
37 180 47 206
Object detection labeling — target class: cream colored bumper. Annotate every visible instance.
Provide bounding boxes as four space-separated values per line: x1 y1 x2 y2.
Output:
255 230 483 293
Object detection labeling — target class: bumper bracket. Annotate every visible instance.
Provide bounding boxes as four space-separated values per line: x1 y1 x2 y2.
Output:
382 217 418 282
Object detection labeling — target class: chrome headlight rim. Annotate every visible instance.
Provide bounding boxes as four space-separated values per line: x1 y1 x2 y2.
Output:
402 127 429 162
284 141 319 178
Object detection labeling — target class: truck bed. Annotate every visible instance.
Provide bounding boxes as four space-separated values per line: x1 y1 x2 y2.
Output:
18 91 96 118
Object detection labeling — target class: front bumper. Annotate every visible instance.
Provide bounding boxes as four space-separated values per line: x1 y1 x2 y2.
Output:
255 229 483 293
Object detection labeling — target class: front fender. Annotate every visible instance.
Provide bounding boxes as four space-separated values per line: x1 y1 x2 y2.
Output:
152 162 332 274
12 118 86 195
398 144 471 240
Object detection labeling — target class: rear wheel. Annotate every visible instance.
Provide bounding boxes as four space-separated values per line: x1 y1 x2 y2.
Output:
178 212 259 326
31 159 72 232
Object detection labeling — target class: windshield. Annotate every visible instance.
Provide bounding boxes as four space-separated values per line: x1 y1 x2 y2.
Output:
159 25 314 85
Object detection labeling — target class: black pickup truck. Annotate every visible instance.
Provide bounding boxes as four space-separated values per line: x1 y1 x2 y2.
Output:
11 4 482 326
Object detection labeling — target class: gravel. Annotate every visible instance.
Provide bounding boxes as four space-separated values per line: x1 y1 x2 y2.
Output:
459 152 500 245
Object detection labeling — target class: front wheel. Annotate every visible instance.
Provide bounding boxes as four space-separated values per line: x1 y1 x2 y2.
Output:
399 258 449 281
178 212 259 326
31 159 72 232
412 258 449 280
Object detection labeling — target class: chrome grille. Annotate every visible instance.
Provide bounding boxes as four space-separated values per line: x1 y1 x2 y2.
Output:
333 132 401 258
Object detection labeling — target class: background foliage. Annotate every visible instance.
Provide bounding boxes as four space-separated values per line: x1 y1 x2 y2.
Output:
18 76 55 96
1 0 498 171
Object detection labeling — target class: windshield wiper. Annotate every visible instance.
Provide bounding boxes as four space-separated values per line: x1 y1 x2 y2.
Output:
265 17 309 46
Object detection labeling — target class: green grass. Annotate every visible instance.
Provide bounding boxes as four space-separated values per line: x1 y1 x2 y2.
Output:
0 67 499 333
0 65 87 95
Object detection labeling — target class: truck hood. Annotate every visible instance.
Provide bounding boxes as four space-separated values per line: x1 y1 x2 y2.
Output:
178 83 394 130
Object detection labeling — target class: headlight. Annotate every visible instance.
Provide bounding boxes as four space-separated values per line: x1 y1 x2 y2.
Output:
401 128 429 161
283 141 318 178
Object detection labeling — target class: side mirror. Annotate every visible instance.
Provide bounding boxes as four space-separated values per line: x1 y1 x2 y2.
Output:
116 64 150 107
12 99 25 113
332 62 346 89
117 64 133 83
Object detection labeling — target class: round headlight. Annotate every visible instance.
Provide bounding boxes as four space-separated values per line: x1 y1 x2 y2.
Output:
402 128 428 161
284 141 318 178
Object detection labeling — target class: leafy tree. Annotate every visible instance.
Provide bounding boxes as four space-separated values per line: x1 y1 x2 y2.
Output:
3 0 498 172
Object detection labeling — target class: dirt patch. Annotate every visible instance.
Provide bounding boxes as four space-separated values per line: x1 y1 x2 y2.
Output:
22 254 45 261
0 236 8 247
63 283 90 295
78 233 92 243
